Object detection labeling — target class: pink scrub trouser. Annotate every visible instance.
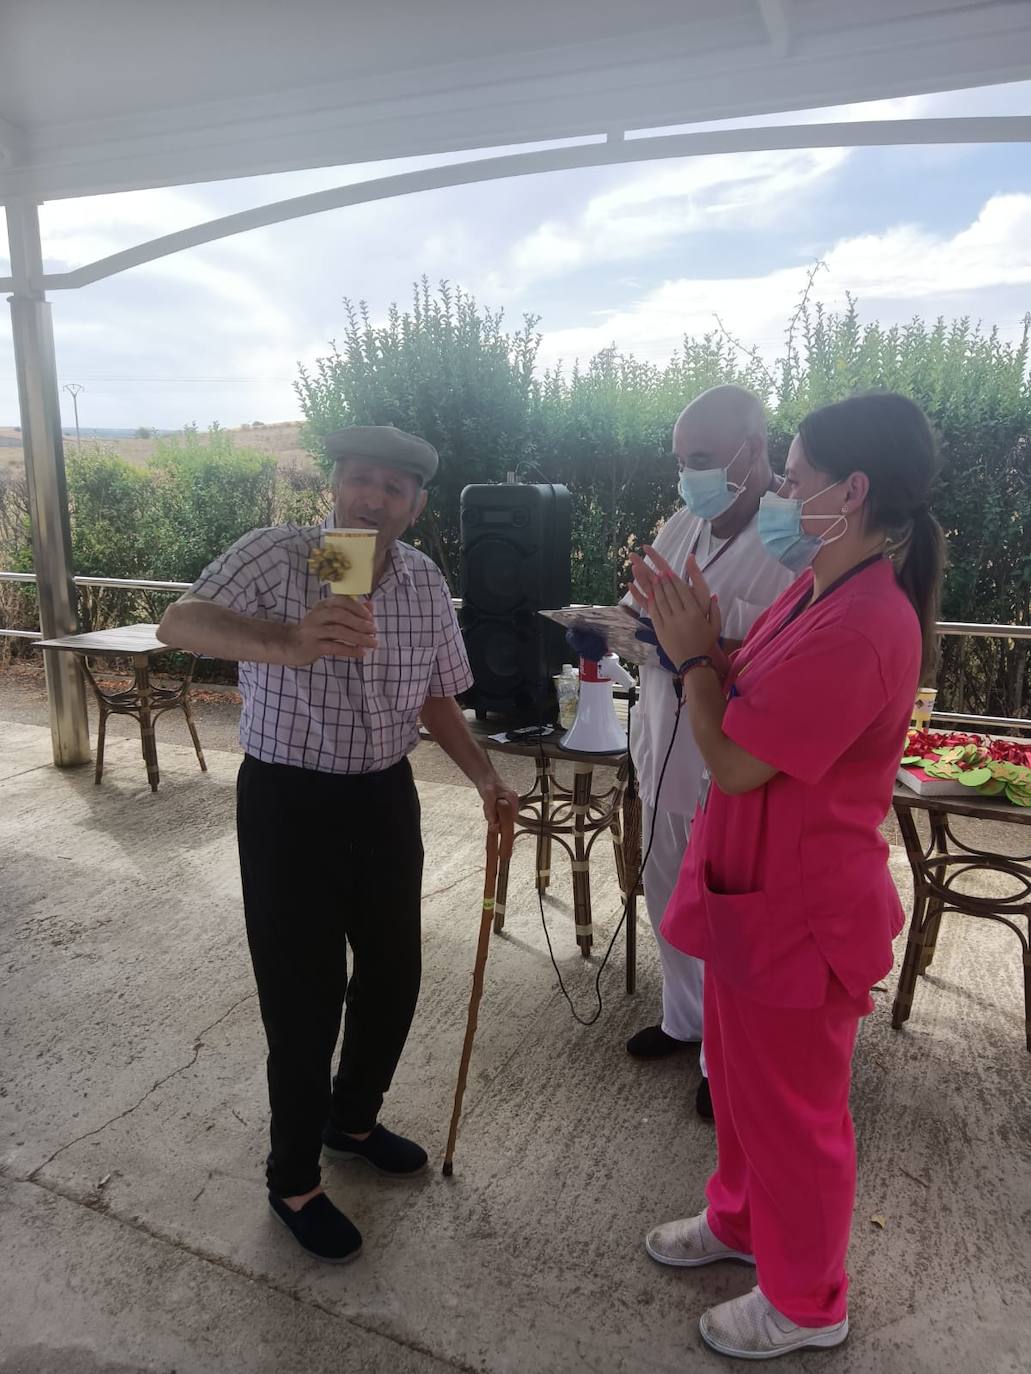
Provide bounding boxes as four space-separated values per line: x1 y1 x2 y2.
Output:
702 964 871 1328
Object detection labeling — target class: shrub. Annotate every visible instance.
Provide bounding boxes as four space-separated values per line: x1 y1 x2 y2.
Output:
295 279 539 583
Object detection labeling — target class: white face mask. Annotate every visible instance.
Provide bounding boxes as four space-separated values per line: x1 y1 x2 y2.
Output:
677 441 750 521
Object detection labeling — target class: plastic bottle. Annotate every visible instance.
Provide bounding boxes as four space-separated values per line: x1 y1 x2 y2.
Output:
555 664 580 728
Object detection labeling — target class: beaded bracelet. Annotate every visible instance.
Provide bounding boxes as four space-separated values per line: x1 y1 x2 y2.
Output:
676 654 716 678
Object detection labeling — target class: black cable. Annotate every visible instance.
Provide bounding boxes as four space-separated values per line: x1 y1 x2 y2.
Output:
536 681 683 1027
514 467 682 1025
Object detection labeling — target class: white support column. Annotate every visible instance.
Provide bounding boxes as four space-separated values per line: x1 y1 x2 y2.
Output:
5 199 90 765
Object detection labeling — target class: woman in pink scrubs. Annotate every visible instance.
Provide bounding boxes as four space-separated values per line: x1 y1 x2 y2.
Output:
630 392 946 1361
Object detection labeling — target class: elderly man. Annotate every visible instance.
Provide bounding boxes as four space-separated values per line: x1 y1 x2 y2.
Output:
625 386 794 1117
158 425 518 1263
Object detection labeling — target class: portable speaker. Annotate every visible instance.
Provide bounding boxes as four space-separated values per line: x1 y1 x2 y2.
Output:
459 482 572 722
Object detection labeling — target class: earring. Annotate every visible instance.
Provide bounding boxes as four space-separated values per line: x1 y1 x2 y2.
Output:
840 506 848 514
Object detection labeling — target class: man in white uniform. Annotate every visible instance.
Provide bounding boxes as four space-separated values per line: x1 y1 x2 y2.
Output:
625 386 794 1116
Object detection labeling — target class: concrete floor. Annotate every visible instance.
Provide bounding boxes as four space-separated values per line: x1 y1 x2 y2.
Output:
1 703 1029 1374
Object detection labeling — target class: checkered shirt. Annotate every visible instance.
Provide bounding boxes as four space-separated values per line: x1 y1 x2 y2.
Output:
189 516 473 774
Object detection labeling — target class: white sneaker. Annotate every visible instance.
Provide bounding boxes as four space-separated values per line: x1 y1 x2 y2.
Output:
644 1210 756 1268
700 1286 849 1360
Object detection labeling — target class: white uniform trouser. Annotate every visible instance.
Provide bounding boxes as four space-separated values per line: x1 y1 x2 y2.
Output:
643 804 707 1068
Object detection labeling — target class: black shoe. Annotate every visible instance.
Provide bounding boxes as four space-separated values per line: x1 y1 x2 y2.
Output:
268 1191 362 1263
696 1077 714 1121
626 1024 691 1058
322 1122 428 1178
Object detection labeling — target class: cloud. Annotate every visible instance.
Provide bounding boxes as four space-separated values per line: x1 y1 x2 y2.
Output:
0 184 330 428
536 193 1031 371
495 147 848 292
823 194 1031 298
39 187 218 265
491 78 1031 299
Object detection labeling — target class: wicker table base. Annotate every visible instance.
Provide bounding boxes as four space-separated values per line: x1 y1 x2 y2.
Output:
36 624 206 793
891 787 1031 1052
454 717 643 994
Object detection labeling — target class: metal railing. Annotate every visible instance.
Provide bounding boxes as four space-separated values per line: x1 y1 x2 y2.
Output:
0 572 193 592
0 571 191 639
1 569 1029 731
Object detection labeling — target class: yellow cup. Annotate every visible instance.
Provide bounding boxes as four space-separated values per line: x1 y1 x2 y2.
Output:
911 686 937 731
323 528 377 596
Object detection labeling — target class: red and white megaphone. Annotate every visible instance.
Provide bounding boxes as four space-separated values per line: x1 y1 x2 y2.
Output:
559 653 635 753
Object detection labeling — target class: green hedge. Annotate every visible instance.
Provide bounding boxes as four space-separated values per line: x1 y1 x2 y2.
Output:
2 282 1028 719
0 426 326 676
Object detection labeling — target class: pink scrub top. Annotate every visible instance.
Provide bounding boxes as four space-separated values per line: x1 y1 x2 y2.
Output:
660 556 921 1009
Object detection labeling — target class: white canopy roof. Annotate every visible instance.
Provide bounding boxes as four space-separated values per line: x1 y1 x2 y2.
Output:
3 0 1031 202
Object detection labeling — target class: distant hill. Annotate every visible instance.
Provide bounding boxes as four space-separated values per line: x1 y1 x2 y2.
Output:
74 427 179 439
0 421 315 474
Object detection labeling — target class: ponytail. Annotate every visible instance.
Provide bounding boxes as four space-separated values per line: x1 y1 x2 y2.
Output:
895 508 947 677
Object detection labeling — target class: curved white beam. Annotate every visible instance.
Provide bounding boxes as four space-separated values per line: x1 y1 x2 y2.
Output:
3 115 1030 294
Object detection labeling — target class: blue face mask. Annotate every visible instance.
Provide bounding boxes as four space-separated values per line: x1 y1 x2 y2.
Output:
758 485 847 572
678 441 749 521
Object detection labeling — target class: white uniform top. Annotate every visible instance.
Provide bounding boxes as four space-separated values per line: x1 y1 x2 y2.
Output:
626 504 796 815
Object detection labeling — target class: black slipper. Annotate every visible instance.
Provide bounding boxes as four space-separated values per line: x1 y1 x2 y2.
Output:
322 1122 428 1177
268 1191 362 1262
626 1024 693 1058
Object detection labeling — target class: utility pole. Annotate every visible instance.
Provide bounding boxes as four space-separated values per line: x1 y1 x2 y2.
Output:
62 382 84 448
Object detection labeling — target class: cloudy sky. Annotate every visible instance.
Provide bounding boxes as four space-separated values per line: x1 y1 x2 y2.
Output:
1 80 1029 431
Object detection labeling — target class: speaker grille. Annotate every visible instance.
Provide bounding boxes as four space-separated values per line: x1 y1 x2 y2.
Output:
465 536 530 614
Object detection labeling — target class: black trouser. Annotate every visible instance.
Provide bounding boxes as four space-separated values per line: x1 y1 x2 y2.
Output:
236 753 423 1197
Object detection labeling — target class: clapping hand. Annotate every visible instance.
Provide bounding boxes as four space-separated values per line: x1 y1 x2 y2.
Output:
627 548 720 671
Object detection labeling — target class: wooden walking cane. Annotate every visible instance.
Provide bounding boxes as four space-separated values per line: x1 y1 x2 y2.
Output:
442 802 515 1177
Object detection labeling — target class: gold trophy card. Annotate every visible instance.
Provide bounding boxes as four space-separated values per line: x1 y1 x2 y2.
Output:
308 528 377 596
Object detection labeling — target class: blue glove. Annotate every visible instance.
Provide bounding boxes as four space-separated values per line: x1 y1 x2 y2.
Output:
630 611 677 674
565 626 608 662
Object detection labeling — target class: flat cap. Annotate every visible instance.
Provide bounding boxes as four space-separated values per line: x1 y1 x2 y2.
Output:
325 424 438 484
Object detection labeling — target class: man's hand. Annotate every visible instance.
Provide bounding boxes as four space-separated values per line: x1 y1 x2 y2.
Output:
419 696 520 830
629 608 678 674
476 775 521 832
287 596 378 666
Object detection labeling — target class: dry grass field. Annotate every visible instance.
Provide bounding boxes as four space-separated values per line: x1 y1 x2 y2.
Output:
0 420 314 474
